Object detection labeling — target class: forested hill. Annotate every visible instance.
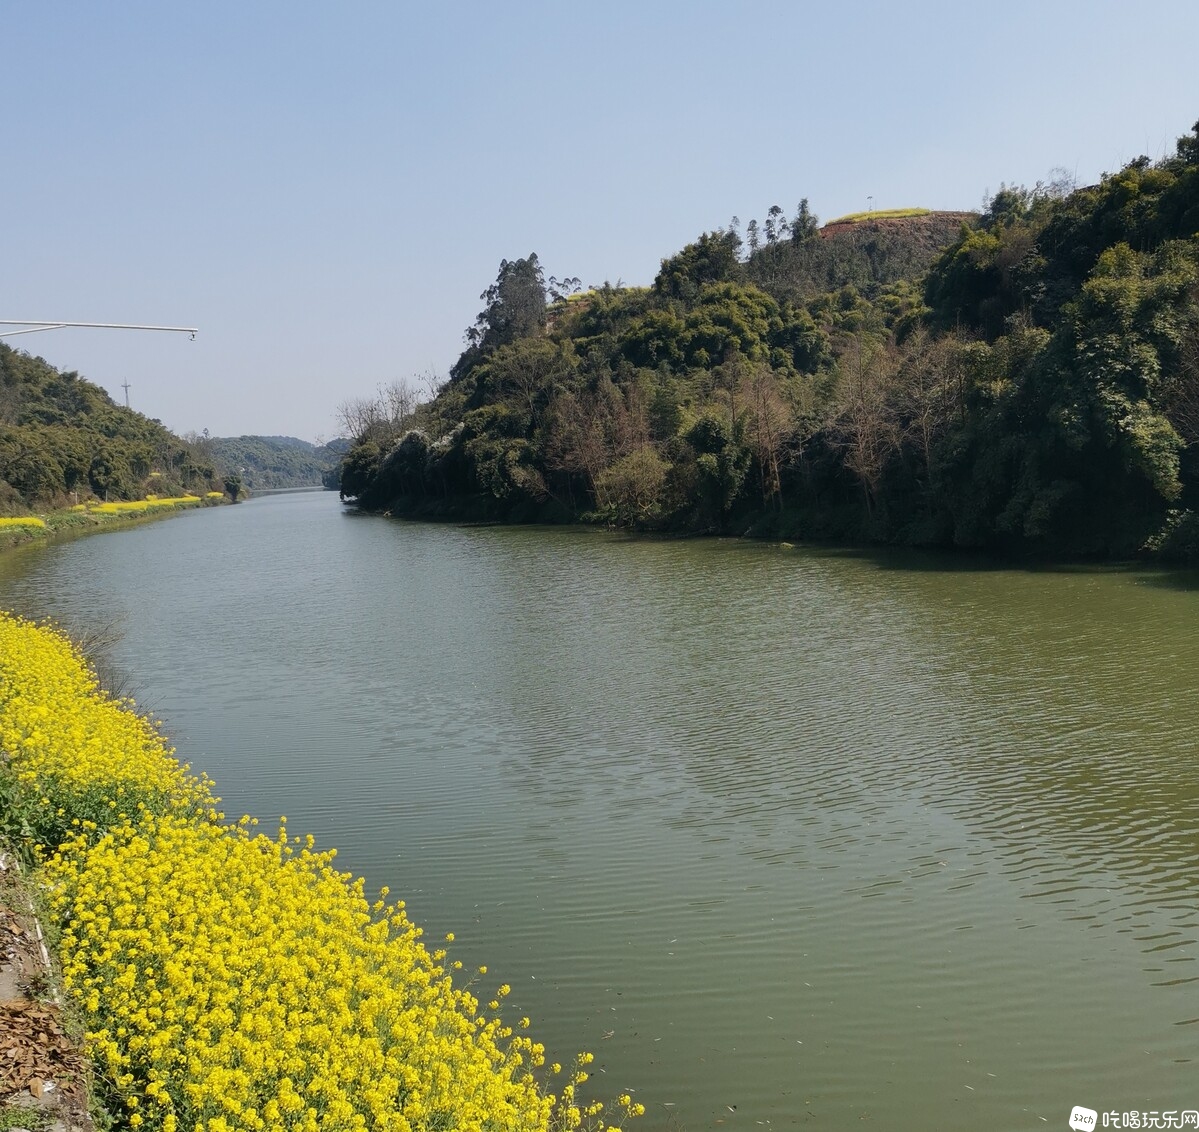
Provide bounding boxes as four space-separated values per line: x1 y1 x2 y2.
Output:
204 435 347 490
0 344 223 511
337 120 1199 560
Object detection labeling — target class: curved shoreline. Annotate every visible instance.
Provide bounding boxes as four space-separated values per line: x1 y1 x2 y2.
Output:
0 613 641 1132
0 498 227 556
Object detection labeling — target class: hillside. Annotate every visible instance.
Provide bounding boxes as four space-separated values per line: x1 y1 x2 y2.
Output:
746 209 978 303
205 434 347 490
336 119 1199 559
0 344 223 512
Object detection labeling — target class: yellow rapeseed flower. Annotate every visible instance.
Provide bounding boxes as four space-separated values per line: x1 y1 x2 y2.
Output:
0 611 637 1132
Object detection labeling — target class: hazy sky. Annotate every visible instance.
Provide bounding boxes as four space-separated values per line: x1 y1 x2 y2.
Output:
3 2 1197 442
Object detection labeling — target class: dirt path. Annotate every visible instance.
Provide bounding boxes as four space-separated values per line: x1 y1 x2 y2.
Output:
0 853 92 1132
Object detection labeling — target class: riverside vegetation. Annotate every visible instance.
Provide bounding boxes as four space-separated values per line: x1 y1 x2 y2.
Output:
0 495 228 554
0 345 339 547
0 345 347 525
0 345 232 513
337 120 1199 560
0 612 643 1132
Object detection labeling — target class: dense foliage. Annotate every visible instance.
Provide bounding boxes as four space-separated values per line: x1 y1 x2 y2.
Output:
0 345 223 511
0 612 642 1132
338 121 1199 559
203 435 348 491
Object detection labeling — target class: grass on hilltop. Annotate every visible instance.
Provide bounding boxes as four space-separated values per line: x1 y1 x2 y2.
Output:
825 207 931 225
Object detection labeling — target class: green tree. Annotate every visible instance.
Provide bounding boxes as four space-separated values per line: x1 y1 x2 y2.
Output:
468 338 575 426
465 255 547 354
764 204 785 245
654 230 744 303
595 446 669 526
686 413 749 523
0 428 65 502
791 199 817 245
89 446 136 500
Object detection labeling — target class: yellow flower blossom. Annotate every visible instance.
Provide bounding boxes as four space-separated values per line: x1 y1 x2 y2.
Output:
0 612 638 1132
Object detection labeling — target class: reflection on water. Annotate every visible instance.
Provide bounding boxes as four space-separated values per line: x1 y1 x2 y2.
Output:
2 493 1198 1129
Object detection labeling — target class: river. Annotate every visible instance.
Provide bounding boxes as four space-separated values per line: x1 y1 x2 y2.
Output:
2 489 1197 1129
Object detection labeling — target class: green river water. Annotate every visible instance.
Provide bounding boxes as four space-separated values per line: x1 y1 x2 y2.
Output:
2 489 1197 1130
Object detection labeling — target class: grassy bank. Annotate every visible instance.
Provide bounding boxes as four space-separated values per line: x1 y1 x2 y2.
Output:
0 612 641 1132
0 494 227 554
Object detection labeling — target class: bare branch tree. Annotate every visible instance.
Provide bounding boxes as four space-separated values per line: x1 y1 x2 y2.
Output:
336 396 388 440
416 368 445 404
1164 298 1199 443
893 327 966 479
830 333 901 514
381 378 418 428
745 364 792 505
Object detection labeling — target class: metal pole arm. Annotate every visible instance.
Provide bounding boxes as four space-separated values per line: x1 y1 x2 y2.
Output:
0 320 197 339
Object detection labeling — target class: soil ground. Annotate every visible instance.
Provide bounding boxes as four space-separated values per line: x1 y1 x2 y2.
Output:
0 853 93 1132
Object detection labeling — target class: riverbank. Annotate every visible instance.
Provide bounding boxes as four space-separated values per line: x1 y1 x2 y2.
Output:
0 612 640 1132
0 495 228 555
0 852 93 1132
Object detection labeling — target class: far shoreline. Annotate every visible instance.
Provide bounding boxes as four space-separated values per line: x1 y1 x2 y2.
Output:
0 497 229 557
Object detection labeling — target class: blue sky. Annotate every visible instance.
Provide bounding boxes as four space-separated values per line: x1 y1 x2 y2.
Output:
2 1 1197 441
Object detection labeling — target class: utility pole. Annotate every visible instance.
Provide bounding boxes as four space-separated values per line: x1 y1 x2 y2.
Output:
0 322 195 408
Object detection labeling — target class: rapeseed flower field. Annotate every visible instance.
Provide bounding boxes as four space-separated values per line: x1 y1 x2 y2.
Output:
0 612 642 1132
89 495 203 515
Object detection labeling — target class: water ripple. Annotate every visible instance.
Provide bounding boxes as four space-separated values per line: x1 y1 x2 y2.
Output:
3 497 1199 1128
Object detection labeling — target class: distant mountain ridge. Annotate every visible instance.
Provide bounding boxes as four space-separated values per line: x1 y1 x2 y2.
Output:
206 435 347 490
